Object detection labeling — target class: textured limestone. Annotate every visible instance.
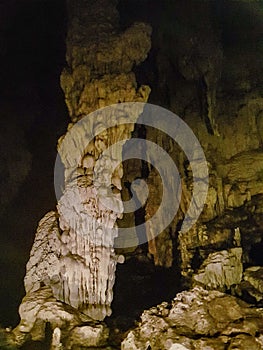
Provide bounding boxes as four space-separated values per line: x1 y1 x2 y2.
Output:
13 286 93 345
155 146 263 268
165 1 223 136
61 0 151 121
16 2 152 349
227 181 251 209
192 248 243 290
54 0 151 321
178 223 235 278
24 211 61 295
236 266 263 304
177 190 263 285
145 146 263 268
23 209 118 319
121 287 263 350
169 345 190 350
50 327 62 350
13 285 112 349
244 266 263 295
143 127 210 268
218 151 263 186
65 324 109 349
183 94 263 161
59 1 152 277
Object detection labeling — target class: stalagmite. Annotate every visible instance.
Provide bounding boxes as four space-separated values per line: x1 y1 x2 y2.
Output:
50 327 62 350
15 1 152 345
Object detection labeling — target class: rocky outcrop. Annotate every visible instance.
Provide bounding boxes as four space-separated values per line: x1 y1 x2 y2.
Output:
13 286 92 345
244 267 263 297
236 266 263 305
192 248 243 290
177 192 263 288
121 287 263 350
13 285 110 349
65 324 109 349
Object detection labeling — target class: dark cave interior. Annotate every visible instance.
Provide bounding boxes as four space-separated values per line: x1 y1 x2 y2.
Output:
0 0 69 326
1 0 263 336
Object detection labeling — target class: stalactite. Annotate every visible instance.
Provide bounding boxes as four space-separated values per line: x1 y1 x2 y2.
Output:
204 72 220 137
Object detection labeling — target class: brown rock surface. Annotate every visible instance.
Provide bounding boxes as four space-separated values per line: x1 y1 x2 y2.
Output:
121 287 263 350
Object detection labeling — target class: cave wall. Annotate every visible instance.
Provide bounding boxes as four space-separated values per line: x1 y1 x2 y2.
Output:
116 0 263 277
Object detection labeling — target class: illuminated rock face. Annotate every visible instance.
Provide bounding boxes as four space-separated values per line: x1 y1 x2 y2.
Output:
21 0 151 325
52 106 147 320
192 248 243 290
54 0 151 319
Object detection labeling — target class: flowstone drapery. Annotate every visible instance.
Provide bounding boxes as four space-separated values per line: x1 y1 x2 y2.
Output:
24 104 147 322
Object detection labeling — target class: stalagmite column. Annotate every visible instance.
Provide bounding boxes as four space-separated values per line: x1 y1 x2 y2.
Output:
21 0 151 325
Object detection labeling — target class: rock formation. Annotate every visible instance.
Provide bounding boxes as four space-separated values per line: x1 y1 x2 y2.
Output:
52 0 151 320
121 287 263 350
13 0 151 347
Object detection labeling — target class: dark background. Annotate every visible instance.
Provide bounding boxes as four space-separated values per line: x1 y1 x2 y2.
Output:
0 0 68 326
